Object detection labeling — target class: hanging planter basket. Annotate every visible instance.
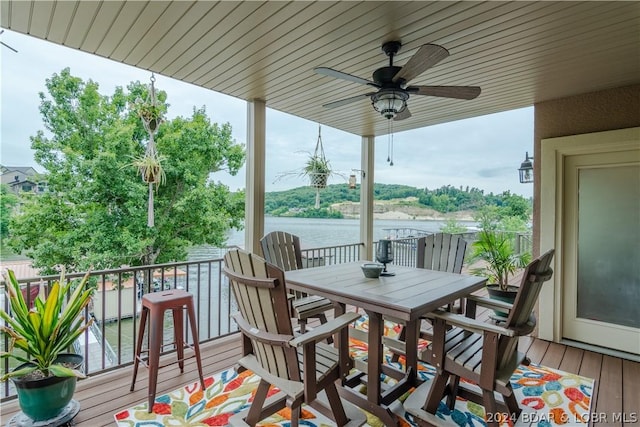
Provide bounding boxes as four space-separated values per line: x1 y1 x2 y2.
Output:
274 125 346 210
303 126 332 190
130 73 166 228
131 149 166 186
309 171 329 189
146 165 161 184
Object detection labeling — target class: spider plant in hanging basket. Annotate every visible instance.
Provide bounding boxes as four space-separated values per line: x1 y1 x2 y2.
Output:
303 155 332 189
131 153 167 185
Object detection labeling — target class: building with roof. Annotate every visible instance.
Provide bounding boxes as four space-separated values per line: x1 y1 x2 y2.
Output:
0 165 47 195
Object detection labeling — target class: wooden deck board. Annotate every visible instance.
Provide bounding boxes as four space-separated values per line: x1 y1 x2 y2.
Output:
622 359 640 425
595 355 623 427
523 337 550 365
540 342 566 369
558 345 584 374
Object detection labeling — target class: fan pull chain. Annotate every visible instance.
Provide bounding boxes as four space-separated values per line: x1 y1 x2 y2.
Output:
387 119 391 163
390 129 394 166
387 119 394 166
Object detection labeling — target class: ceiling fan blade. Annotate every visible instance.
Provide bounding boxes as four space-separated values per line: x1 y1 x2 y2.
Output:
393 107 412 121
322 93 375 109
393 44 449 84
315 67 379 87
408 85 481 100
0 41 18 53
0 30 18 53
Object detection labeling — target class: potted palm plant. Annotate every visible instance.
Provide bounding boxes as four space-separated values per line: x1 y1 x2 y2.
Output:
469 229 531 316
0 268 94 421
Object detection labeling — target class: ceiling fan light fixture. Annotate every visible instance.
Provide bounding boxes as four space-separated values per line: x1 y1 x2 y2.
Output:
372 89 408 119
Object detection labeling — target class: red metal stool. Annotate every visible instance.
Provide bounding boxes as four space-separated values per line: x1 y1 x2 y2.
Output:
130 289 206 411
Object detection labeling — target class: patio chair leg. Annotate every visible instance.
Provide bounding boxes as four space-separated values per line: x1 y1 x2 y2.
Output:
288 399 300 427
425 372 449 413
482 389 500 427
130 307 148 391
245 379 270 426
325 382 349 426
172 307 184 372
447 375 460 409
504 384 522 419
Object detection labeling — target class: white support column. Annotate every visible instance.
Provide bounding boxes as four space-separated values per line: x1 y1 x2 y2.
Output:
245 99 266 254
360 135 375 260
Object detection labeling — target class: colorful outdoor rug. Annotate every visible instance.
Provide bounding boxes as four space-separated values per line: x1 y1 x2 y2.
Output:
115 332 594 426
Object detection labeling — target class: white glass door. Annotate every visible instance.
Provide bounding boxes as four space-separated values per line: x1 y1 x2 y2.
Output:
562 150 640 354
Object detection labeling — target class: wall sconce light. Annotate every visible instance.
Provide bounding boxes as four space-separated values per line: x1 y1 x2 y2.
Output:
349 169 366 189
518 151 534 184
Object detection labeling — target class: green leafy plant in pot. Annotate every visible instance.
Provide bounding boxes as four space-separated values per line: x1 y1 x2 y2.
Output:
0 268 94 421
303 154 331 189
469 229 531 317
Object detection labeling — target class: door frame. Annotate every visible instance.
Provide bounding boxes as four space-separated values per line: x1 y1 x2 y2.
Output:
538 127 640 343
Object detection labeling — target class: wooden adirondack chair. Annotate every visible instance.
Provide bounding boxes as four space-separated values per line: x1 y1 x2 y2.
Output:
260 231 335 337
404 249 555 427
223 249 364 427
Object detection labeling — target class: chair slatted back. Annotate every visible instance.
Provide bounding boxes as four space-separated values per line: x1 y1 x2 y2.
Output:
224 249 299 381
417 233 467 274
261 231 303 272
261 231 307 299
498 249 555 368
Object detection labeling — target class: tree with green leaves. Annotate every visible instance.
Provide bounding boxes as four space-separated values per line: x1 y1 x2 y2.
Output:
8 69 245 273
1 184 19 248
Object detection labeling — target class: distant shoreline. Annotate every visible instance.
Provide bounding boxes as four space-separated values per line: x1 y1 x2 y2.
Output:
329 200 475 222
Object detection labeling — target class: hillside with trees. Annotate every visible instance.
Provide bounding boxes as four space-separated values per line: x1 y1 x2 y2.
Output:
265 183 531 221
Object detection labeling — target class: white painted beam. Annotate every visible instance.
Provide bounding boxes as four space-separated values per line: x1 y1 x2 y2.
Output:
245 99 266 254
360 135 375 261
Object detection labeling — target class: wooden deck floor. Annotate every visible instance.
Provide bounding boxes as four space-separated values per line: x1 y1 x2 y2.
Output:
2 330 638 426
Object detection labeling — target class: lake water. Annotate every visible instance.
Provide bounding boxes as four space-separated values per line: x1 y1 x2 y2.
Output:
222 216 477 249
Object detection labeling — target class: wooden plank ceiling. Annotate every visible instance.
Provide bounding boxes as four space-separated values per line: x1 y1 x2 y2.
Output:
2 1 639 137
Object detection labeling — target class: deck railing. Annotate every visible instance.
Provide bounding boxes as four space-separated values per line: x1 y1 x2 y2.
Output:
0 233 531 399
1 243 364 399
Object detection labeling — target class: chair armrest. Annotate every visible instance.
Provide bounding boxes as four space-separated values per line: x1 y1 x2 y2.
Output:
290 312 360 347
231 312 294 346
466 294 514 311
429 310 515 337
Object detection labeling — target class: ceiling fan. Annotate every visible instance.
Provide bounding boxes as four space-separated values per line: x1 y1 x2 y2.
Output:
315 41 480 121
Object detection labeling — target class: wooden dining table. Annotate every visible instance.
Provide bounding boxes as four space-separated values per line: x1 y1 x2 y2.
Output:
285 261 486 426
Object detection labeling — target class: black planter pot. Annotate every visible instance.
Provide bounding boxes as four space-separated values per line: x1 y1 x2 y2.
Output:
486 284 518 318
11 353 84 421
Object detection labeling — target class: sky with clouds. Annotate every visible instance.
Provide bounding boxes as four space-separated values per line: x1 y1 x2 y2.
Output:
1 29 533 198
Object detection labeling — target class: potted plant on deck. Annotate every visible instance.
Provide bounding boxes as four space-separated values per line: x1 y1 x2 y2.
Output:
0 268 94 422
469 229 531 316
